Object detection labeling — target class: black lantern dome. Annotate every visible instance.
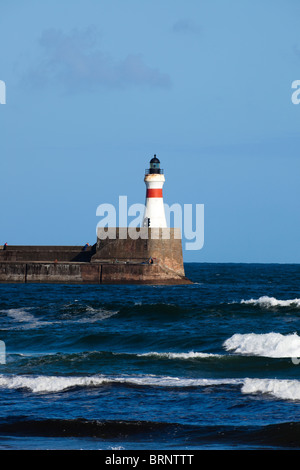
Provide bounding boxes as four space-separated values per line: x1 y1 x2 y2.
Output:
146 155 164 175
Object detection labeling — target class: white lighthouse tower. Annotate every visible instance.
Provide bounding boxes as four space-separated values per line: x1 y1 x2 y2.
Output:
143 155 167 228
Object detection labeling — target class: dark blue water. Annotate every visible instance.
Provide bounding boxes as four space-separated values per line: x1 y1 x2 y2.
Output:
1 263 300 450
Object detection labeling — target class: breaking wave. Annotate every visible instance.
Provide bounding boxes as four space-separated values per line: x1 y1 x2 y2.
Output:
223 332 300 358
240 296 300 308
0 374 242 393
242 378 300 401
2 373 300 403
138 351 221 359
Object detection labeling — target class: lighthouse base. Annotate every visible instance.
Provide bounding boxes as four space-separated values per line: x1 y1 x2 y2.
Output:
92 227 190 284
0 229 192 285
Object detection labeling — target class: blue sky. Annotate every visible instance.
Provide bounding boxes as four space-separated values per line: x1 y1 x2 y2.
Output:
0 0 300 263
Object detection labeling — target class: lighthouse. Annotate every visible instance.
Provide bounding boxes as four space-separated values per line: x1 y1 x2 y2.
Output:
143 155 167 228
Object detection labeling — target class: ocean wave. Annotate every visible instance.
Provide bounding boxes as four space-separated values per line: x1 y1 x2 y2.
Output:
240 296 300 308
0 306 118 330
118 302 188 319
1 416 300 448
242 378 300 401
0 373 242 393
223 332 300 358
138 351 221 359
53 302 119 323
3 350 223 372
2 372 300 403
71 306 119 323
0 417 185 439
0 308 50 330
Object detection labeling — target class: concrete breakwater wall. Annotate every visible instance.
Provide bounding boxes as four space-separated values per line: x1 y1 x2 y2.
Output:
0 229 191 284
0 261 190 284
0 245 96 262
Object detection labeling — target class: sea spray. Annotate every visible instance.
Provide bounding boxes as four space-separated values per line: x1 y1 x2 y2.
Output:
223 332 300 358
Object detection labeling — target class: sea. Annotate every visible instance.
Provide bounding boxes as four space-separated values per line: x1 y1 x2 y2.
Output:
0 263 300 452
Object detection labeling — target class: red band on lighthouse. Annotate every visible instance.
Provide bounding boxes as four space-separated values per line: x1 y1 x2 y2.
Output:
146 188 163 198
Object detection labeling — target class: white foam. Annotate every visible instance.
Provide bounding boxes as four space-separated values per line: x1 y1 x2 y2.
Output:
0 374 242 393
113 375 240 388
76 307 118 323
1 306 118 329
0 375 107 393
240 296 300 308
138 351 221 359
6 308 36 323
223 332 300 358
3 373 300 401
242 378 300 401
0 308 49 330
